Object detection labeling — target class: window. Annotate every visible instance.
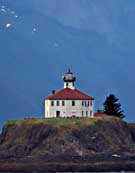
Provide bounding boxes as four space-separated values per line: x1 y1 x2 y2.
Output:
82 111 84 117
91 101 92 106
85 101 87 107
51 101 54 106
62 100 65 106
88 101 89 107
66 83 68 87
82 101 84 106
56 101 59 106
72 101 75 106
86 111 88 117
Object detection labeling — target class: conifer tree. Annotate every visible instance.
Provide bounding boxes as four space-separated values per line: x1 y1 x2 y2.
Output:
103 94 125 119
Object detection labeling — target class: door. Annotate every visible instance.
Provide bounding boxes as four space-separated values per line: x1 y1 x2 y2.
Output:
56 111 60 118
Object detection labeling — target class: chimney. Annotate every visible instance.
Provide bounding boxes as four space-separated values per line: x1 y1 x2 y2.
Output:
52 90 55 94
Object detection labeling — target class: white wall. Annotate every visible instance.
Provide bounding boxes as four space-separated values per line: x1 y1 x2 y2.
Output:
64 82 75 89
45 99 94 118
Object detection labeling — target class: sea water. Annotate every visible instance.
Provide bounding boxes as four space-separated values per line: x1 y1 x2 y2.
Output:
16 172 130 173
1 172 135 173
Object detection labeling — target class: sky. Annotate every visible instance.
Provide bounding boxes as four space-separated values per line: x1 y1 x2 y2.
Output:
0 0 135 126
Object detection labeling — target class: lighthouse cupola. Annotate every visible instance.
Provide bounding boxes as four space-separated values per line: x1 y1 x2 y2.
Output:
63 69 76 90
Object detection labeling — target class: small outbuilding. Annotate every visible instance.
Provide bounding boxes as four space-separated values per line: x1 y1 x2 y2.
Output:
94 113 108 118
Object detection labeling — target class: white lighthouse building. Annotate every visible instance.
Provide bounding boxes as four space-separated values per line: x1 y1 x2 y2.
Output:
45 69 94 118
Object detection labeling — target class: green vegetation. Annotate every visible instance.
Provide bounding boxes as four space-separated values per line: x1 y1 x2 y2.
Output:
103 94 125 119
7 117 116 126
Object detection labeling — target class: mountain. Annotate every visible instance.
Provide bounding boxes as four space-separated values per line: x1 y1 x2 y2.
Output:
0 0 135 125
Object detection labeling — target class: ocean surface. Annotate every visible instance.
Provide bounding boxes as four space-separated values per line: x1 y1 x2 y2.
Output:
0 172 135 173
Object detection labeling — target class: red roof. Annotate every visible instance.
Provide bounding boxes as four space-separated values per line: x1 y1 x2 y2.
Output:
46 88 94 100
94 113 108 117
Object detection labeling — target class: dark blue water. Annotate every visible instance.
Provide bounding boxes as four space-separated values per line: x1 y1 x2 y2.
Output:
0 172 134 173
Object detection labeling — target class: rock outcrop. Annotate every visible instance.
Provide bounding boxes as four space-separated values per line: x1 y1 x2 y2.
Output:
0 117 135 172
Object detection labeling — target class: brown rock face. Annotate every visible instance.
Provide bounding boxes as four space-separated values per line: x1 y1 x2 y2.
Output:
0 117 134 163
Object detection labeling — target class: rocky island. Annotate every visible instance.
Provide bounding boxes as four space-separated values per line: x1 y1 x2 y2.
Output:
0 117 135 172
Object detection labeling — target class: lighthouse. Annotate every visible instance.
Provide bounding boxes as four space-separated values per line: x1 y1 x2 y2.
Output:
45 69 94 118
63 69 76 90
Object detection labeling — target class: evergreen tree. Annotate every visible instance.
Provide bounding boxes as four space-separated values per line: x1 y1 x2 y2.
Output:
103 94 125 119
97 109 103 113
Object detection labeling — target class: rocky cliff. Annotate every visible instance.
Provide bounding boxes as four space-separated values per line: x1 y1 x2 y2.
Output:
0 117 135 172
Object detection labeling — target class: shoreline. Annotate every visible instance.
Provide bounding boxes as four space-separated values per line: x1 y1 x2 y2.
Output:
0 161 135 172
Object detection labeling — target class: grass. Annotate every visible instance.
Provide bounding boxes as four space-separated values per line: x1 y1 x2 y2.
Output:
7 116 118 127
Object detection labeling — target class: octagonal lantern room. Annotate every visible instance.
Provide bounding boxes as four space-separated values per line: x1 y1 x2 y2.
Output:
62 69 76 90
